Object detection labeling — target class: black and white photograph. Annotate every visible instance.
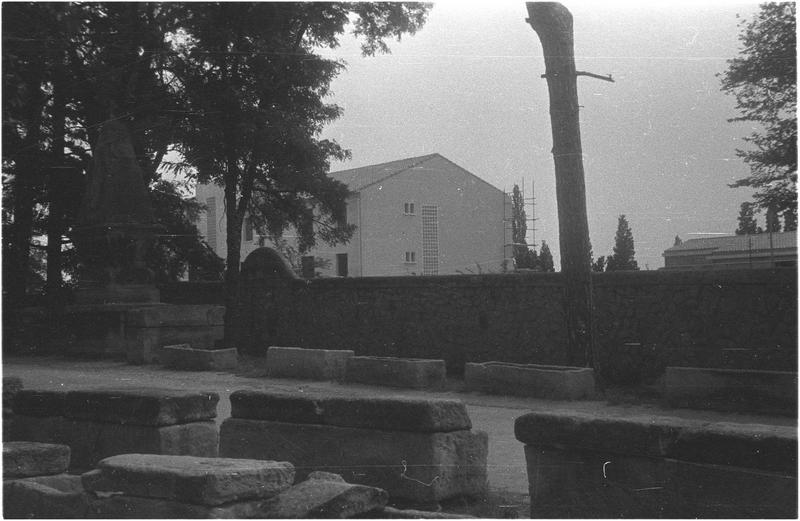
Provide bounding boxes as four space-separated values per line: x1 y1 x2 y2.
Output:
2 1 797 518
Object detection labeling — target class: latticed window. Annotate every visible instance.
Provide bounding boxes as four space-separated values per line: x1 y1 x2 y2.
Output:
421 205 439 275
404 202 415 215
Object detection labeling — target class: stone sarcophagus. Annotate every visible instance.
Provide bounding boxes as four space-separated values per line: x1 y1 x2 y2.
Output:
219 390 488 504
8 387 220 470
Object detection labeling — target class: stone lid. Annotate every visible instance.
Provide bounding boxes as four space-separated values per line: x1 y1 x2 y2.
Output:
83 454 295 506
64 388 219 426
514 411 797 474
230 391 472 432
13 389 67 417
3 441 70 478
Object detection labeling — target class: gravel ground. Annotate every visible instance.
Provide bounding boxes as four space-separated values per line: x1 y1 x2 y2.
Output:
4 355 795 516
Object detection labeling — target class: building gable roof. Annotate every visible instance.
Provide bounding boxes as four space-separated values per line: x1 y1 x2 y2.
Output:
664 231 797 256
329 154 439 192
328 153 503 195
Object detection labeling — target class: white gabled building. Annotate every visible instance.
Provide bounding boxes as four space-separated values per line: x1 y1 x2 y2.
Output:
196 153 511 277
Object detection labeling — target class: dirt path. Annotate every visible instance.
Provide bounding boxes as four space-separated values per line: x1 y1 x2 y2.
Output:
4 355 794 512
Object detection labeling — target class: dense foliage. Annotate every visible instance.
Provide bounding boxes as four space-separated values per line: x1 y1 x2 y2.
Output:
720 2 797 230
3 3 430 320
605 215 639 271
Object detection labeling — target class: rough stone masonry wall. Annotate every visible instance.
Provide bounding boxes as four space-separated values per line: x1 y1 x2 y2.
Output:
235 274 570 374
228 252 796 380
591 269 797 381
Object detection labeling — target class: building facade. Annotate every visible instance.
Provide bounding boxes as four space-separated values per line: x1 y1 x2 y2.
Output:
662 231 797 270
195 153 511 277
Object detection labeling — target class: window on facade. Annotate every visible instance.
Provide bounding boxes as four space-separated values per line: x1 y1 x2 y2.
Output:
336 253 348 277
421 205 439 275
404 202 415 215
405 251 416 263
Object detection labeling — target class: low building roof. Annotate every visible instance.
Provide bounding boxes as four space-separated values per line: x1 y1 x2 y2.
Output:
664 231 797 256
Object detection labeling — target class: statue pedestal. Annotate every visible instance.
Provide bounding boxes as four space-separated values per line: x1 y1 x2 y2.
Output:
74 284 160 306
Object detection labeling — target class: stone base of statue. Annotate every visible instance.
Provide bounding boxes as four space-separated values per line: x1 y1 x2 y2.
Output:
74 284 160 306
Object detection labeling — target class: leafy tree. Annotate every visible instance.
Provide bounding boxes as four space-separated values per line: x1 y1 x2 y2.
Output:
765 205 782 232
591 255 606 272
2 3 208 303
735 202 760 234
167 3 429 344
147 180 223 283
539 240 555 272
720 2 797 227
784 209 798 230
510 184 532 268
605 215 639 271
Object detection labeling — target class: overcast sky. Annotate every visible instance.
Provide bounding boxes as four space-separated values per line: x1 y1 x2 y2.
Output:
320 1 762 270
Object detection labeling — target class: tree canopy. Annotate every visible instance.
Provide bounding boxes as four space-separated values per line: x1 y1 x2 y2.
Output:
2 2 430 313
720 2 797 230
605 215 639 271
735 202 760 234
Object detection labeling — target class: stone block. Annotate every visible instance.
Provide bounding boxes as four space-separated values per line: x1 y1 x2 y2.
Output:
11 416 219 470
345 356 447 390
161 344 238 371
87 494 285 518
4 474 90 519
3 376 23 414
6 414 69 444
125 305 225 327
67 419 220 470
13 389 67 417
514 411 797 474
379 506 473 518
464 361 596 400
266 346 353 380
84 454 294 506
259 472 389 518
220 418 488 503
3 441 70 478
126 326 224 364
515 410 798 518
230 390 472 432
664 366 797 416
522 445 797 518
63 387 219 426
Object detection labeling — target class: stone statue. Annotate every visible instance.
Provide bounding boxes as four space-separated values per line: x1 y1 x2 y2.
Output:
72 120 161 303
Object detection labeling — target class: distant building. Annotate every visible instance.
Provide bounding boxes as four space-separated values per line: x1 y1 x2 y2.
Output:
196 153 511 276
662 231 797 270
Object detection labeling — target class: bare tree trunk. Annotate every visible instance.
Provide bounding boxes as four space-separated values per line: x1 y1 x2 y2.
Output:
527 2 593 367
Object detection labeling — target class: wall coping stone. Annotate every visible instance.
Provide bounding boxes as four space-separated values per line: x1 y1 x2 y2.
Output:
83 454 295 506
514 411 797 474
230 390 472 432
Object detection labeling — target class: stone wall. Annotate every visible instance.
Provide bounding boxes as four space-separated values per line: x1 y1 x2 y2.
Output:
592 270 797 382
215 248 797 380
235 273 570 374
